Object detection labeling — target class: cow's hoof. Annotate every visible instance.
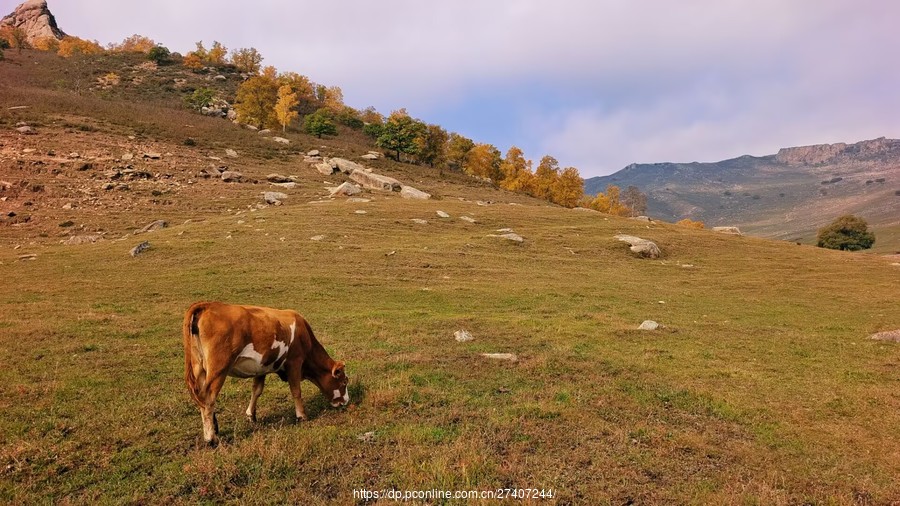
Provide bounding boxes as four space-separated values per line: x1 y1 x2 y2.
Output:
205 438 219 448
246 412 257 423
295 416 307 423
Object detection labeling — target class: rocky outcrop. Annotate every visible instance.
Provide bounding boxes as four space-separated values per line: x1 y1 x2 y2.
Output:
400 186 431 200
349 168 401 192
775 137 900 165
1 0 66 45
711 226 742 235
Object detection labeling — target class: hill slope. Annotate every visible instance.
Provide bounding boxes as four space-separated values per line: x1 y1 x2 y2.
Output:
2 50 900 504
585 139 900 251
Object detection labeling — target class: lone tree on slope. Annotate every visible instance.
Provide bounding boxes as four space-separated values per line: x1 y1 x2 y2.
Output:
816 214 876 251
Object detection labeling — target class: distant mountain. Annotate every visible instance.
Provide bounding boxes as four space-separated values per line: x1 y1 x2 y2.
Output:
584 138 900 247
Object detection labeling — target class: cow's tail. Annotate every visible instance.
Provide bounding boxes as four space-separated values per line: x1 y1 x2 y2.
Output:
183 302 210 407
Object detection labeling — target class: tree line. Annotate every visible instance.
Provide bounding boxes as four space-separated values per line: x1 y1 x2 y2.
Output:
0 30 647 214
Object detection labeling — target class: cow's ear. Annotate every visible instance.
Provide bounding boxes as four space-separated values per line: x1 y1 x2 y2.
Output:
332 361 345 378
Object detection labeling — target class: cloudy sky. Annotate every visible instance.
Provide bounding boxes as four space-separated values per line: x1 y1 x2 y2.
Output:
46 0 900 177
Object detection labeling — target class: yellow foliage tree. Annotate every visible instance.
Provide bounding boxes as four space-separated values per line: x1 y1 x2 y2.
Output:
0 27 28 51
182 53 203 70
551 167 585 208
274 85 299 132
277 72 316 112
585 184 629 215
32 36 60 52
207 41 227 65
465 143 502 181
230 47 263 74
676 218 705 229
57 36 104 57
498 146 534 192
532 155 560 200
318 85 344 111
109 34 156 53
234 75 279 128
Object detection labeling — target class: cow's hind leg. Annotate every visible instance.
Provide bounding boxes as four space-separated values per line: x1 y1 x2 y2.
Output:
245 376 265 422
199 372 228 446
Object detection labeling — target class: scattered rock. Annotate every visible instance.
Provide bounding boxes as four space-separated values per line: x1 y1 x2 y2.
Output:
17 254 37 261
64 235 102 245
495 233 524 243
361 153 379 160
307 149 320 157
130 241 150 257
572 207 600 213
614 234 661 259
264 192 288 205
142 152 162 160
631 216 652 222
712 226 742 235
411 219 428 225
454 330 474 342
329 182 362 197
869 330 900 343
15 126 35 134
355 210 367 215
200 166 224 178
349 168 401 192
638 320 659 330
214 75 226 81
436 210 450 218
481 353 518 362
272 137 290 145
303 156 322 163
400 186 431 200
310 235 325 241
225 149 238 158
245 125 258 131
62 202 73 210
460 216 477 223
315 162 336 176
347 197 371 203
120 153 133 161
270 182 297 189
135 220 168 234
496 228 513 233
357 431 376 442
258 129 271 135
221 171 243 183
266 173 292 183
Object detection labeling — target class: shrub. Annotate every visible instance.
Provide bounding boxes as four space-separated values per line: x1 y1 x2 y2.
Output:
147 45 170 65
816 215 875 251
185 88 215 111
676 218 705 229
304 109 337 138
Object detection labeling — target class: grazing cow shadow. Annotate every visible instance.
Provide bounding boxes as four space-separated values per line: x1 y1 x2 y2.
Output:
256 379 367 426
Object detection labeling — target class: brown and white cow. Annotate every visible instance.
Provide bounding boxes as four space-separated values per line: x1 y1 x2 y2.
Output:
182 301 349 445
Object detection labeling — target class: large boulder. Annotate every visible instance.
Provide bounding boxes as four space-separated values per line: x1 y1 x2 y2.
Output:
315 162 336 176
400 186 431 200
329 182 362 197
870 330 900 343
614 234 660 259
712 226 742 235
134 219 167 234
349 168 401 192
221 171 243 182
263 192 288 205
330 158 365 175
266 173 292 183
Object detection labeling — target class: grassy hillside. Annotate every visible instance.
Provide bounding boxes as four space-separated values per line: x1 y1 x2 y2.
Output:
2 49 900 504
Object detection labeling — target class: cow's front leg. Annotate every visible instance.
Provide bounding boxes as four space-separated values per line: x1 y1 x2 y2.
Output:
286 365 307 422
245 375 265 422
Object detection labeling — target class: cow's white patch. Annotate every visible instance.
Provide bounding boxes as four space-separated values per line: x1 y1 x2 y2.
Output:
332 389 342 400
289 321 296 345
271 335 289 361
342 390 350 404
229 343 272 378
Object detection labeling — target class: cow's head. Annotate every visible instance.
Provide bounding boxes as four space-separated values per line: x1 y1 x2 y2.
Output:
317 361 349 407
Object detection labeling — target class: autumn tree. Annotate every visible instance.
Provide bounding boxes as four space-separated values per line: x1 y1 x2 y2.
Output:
585 184 629 215
816 215 875 251
360 106 383 125
498 146 534 192
208 41 228 65
58 36 104 57
109 34 156 53
551 167 585 208
1 27 29 52
622 185 648 216
376 109 426 161
273 85 299 132
304 108 337 138
414 124 449 167
465 143 502 181
230 47 263 74
182 53 203 70
531 156 561 199
234 75 279 128
446 133 475 172
317 85 344 111
32 36 60 52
